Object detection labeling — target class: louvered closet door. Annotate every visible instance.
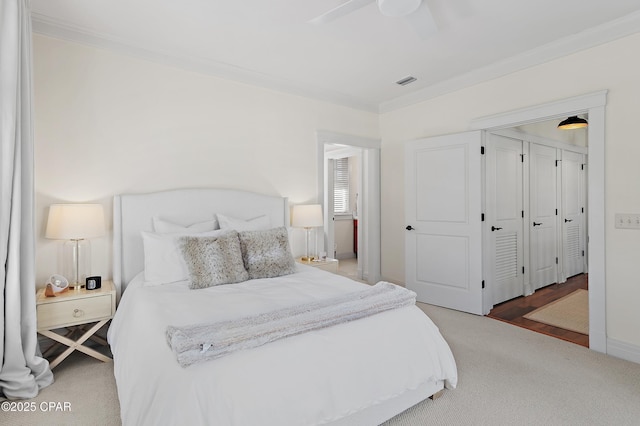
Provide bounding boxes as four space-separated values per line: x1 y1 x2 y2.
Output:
529 143 558 290
562 150 586 279
486 134 524 305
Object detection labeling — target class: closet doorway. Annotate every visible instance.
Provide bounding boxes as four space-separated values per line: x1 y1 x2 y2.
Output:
485 119 589 347
473 91 605 353
404 90 606 352
486 124 588 306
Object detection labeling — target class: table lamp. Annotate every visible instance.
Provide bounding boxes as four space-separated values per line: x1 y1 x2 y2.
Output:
292 204 323 262
46 203 105 289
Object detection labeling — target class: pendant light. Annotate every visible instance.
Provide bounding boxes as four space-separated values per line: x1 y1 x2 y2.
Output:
558 116 588 130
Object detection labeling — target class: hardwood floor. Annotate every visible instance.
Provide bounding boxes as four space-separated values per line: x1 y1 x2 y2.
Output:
487 274 589 347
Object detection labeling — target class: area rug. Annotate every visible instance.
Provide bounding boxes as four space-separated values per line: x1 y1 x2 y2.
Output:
523 289 589 335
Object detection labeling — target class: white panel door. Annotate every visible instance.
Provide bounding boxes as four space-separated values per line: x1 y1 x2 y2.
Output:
562 150 586 279
529 143 558 290
486 134 524 304
405 131 483 315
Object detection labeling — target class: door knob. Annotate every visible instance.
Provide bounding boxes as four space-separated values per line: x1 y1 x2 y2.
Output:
491 226 502 231
406 225 414 231
533 222 542 226
565 218 573 223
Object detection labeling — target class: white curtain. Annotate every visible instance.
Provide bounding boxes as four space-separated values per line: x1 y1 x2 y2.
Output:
0 0 54 398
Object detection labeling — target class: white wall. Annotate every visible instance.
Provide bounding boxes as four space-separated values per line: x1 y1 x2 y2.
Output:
379 32 640 348
33 35 379 286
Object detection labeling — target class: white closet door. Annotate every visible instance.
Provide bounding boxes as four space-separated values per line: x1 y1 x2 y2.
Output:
562 150 586 279
405 131 484 315
529 143 558 290
486 134 524 305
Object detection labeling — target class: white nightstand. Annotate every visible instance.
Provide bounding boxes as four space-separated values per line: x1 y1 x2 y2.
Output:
36 280 115 369
297 257 339 274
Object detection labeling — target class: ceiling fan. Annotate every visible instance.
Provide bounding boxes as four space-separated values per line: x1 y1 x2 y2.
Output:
309 0 438 39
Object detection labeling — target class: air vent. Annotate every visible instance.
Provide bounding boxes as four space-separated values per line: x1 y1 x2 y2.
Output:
395 76 417 86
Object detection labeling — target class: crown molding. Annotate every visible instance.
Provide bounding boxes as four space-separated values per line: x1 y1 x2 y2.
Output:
30 13 379 113
378 10 640 113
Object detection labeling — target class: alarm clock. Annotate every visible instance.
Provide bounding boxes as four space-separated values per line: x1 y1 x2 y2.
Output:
86 276 102 290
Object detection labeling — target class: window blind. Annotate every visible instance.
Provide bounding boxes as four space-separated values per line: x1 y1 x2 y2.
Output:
333 157 349 213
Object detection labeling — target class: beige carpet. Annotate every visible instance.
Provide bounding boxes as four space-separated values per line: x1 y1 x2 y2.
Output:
523 289 589 335
1 352 120 426
4 302 640 426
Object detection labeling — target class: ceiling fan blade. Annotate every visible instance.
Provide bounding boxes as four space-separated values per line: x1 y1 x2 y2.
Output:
405 2 438 39
309 0 375 25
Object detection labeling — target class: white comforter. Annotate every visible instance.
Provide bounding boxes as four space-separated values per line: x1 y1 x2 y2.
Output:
107 265 457 426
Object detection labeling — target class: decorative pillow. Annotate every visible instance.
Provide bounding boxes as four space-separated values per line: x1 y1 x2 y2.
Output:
153 216 219 234
217 213 270 232
238 227 296 279
141 229 226 286
178 231 249 289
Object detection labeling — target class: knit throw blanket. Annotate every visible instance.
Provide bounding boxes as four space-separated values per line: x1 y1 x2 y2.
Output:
166 282 416 367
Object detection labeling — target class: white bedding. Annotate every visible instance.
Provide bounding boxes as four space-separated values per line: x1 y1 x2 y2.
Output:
107 265 457 426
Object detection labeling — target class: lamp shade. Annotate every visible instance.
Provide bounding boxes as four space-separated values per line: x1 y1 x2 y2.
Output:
291 204 323 228
46 204 105 240
558 116 588 130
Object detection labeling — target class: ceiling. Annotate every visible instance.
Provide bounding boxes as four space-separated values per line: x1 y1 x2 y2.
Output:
30 0 640 113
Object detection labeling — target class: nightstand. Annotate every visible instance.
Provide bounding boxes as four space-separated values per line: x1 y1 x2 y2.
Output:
297 257 339 274
36 280 115 369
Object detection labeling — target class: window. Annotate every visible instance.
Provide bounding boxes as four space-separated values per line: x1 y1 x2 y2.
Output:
333 157 349 214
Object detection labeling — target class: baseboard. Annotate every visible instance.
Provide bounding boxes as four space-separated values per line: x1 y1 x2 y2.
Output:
607 338 640 364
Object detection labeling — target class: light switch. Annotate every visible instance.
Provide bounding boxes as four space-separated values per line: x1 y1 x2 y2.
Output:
615 213 640 229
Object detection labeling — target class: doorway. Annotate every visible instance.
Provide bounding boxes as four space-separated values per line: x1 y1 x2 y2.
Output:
316 131 381 284
471 90 606 353
326 147 361 264
404 90 606 352
486 123 588 305
485 118 589 345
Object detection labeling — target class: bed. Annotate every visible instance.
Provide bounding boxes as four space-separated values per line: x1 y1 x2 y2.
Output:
107 188 457 425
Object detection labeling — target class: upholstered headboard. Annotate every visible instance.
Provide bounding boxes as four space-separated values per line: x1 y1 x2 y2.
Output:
113 188 289 295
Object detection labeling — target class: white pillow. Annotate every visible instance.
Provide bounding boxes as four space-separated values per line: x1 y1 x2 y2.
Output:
217 213 270 232
153 216 219 234
142 229 226 286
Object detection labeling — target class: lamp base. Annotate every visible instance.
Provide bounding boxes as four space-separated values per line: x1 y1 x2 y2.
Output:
63 239 91 290
300 256 315 262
